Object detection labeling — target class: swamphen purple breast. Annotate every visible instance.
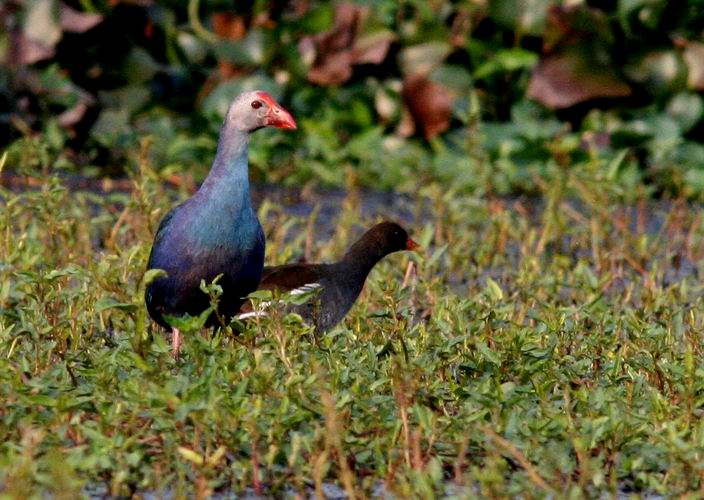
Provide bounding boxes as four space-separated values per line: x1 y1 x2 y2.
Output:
145 91 296 356
238 222 419 332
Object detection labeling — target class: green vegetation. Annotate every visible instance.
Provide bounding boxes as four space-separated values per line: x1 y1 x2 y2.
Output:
3 0 704 196
3 0 704 497
2 147 704 496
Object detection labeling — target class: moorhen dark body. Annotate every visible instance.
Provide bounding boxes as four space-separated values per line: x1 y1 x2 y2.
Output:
238 222 418 332
145 91 296 355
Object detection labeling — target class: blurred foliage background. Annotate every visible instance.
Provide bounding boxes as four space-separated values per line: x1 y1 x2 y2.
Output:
2 0 704 197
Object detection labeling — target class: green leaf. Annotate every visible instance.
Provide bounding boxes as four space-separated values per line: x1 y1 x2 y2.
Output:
95 297 137 313
247 290 273 301
22 394 58 406
606 149 628 181
143 268 168 286
44 265 84 281
177 447 204 465
288 287 321 306
206 446 227 467
667 92 703 132
163 307 212 332
474 48 538 80
485 278 504 301
476 341 501 366
427 244 448 268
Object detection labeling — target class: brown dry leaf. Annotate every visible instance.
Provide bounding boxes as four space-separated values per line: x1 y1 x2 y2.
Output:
57 87 95 129
449 8 472 48
529 4 628 108
211 12 247 40
300 3 392 86
543 5 577 51
318 3 364 52
308 51 355 86
5 37 48 66
301 3 365 85
543 5 611 54
8 1 102 65
288 0 311 19
298 37 316 66
25 0 61 47
374 87 397 122
19 37 56 65
18 0 60 64
211 12 248 80
352 32 394 65
527 51 631 109
58 102 89 128
402 74 452 139
397 107 416 138
60 4 103 33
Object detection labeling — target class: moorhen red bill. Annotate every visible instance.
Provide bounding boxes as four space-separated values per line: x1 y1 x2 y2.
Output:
145 91 296 356
238 222 419 332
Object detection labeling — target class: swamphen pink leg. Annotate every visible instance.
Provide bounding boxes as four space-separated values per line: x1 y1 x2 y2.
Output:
172 328 181 359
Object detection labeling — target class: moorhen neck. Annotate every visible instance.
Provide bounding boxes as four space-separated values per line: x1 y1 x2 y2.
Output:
145 91 296 356
238 222 418 332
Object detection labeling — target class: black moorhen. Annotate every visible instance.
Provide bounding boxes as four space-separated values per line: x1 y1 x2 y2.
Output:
238 222 418 332
145 91 297 356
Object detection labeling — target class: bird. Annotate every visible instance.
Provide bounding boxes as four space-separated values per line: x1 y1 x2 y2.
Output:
237 222 419 332
145 90 297 357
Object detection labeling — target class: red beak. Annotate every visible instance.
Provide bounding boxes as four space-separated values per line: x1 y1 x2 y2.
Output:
257 91 297 130
406 238 420 251
265 104 297 129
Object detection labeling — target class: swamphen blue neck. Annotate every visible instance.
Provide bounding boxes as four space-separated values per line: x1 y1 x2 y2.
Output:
188 127 259 247
199 125 250 199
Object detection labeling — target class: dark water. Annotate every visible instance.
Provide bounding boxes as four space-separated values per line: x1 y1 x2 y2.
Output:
82 480 665 499
4 173 702 289
1 173 421 236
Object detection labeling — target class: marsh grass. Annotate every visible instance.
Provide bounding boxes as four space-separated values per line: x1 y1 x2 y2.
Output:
2 147 704 498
